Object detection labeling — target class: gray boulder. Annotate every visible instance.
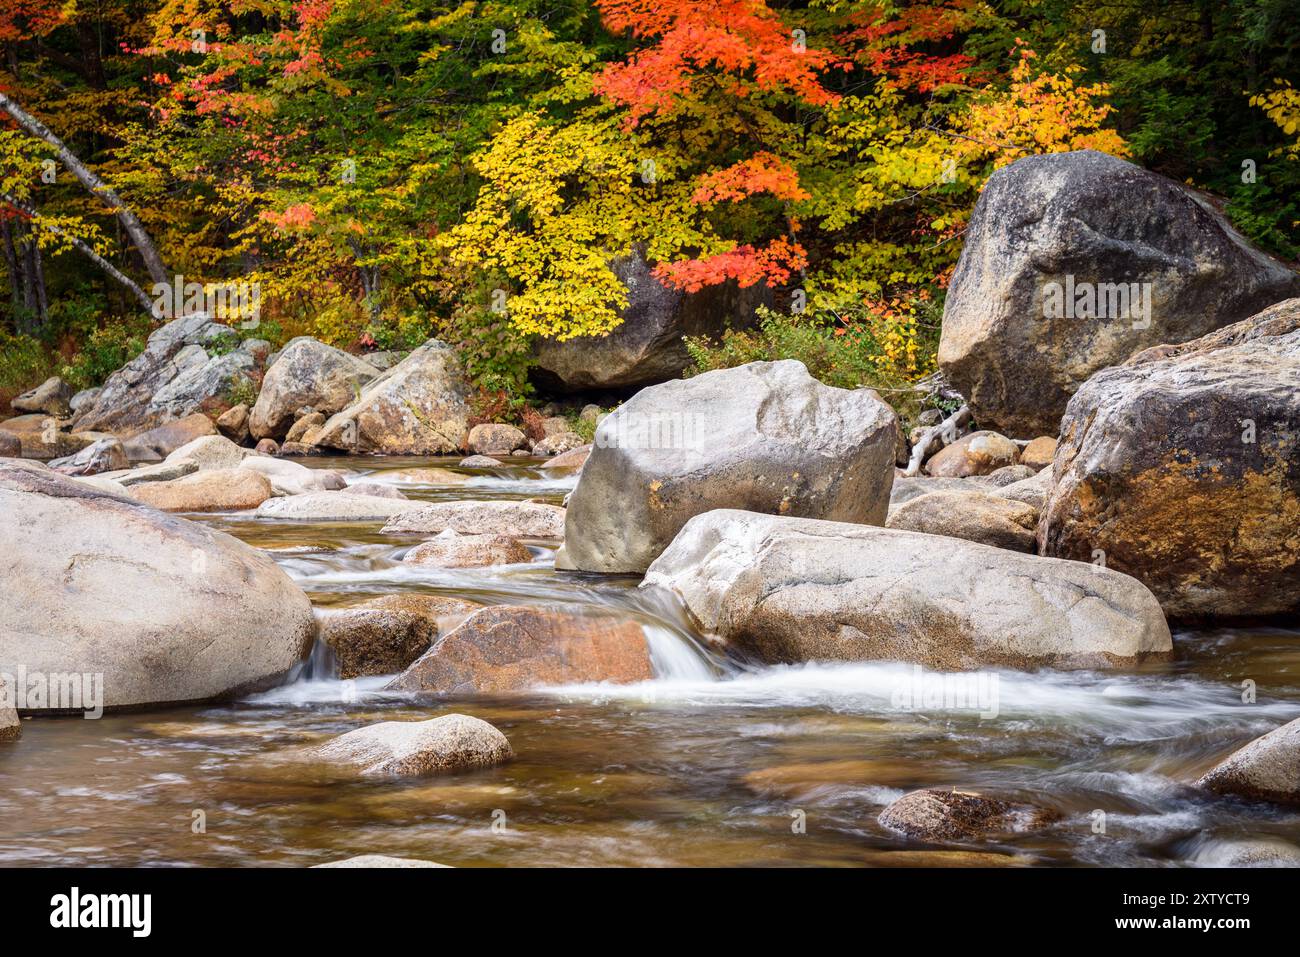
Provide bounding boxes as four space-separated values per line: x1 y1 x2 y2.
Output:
562 360 899 573
248 337 380 439
641 510 1171 669
49 437 129 476
312 713 512 777
886 488 1038 552
1039 299 1300 617
532 248 771 392
0 462 314 710
938 150 1300 436
312 340 471 454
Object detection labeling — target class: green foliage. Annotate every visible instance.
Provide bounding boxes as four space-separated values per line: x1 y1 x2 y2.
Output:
225 375 259 409
440 301 536 403
58 318 152 391
0 332 56 406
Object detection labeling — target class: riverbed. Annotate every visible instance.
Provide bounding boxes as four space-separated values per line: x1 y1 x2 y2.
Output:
2 456 1297 867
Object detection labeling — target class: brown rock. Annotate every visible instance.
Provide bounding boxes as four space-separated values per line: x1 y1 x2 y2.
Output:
925 430 1020 477
12 376 72 416
887 489 1038 552
0 431 18 457
279 441 320 456
387 605 653 694
284 412 326 444
122 413 218 461
130 467 273 512
531 431 585 456
879 788 1059 842
539 415 570 437
255 438 279 455
984 463 1037 487
541 444 591 470
467 423 526 456
319 609 437 679
216 403 250 443
403 531 533 569
1039 298 1300 617
1019 436 1057 471
0 674 19 741
313 713 512 777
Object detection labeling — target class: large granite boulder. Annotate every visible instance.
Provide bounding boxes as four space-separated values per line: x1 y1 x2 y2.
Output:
248 337 380 439
0 462 314 710
387 605 653 694
311 340 471 454
938 150 1300 436
1039 299 1300 618
72 316 262 434
642 510 1171 669
561 360 899 573
532 248 771 392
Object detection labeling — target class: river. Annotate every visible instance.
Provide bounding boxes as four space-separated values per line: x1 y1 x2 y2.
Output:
1 455 1297 867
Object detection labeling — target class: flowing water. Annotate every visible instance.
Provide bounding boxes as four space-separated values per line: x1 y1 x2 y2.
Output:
2 456 1299 868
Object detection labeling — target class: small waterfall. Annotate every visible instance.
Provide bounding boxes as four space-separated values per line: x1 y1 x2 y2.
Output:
642 623 716 682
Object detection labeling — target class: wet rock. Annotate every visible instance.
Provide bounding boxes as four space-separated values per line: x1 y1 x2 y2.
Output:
563 360 899 573
12 376 72 416
467 423 525 456
249 337 380 440
313 855 449 868
887 489 1038 552
352 593 481 626
313 713 512 777
387 605 653 694
938 150 1300 437
1039 298 1300 617
925 430 1020 478
1019 436 1057 471
542 444 591 470
532 431 585 456
0 462 314 709
382 500 566 538
879 788 1059 842
312 340 471 454
459 455 503 468
1197 716 1300 805
642 510 1171 669
256 491 424 521
403 530 533 569
284 411 326 444
533 247 770 392
121 413 217 461
216 403 250 443
1193 838 1300 868
49 437 129 476
382 467 470 486
130 467 274 512
318 609 438 679
278 440 319 456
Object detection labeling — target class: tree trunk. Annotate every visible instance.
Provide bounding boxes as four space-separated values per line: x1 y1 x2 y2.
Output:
0 91 168 285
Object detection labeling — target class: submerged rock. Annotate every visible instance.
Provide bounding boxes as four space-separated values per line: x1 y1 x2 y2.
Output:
1196 716 1300 806
563 359 899 573
0 462 314 710
642 510 1171 669
382 500 565 538
403 531 533 569
313 713 512 777
938 150 1300 436
313 855 449 868
879 788 1059 842
387 605 653 694
1039 298 1300 617
256 491 424 521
